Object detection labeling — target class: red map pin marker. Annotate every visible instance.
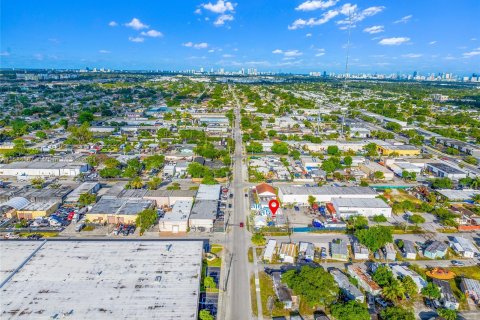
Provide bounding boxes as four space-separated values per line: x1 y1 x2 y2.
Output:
269 199 279 216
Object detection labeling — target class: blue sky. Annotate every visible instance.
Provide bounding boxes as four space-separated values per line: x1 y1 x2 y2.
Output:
1 0 479 74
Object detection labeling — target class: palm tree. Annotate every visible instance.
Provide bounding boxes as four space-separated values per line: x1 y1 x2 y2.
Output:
382 279 406 301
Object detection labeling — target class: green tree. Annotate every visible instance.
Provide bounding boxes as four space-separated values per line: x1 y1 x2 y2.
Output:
421 282 441 300
143 155 165 170
380 306 415 320
135 208 157 234
331 300 370 320
290 150 301 160
308 195 317 207
382 279 406 301
437 308 457 320
86 155 99 167
251 233 266 246
31 177 45 189
410 214 425 225
355 226 393 252
343 156 353 167
271 141 289 155
364 143 378 157
373 265 394 287
146 177 162 190
204 276 216 289
373 171 385 181
327 145 340 155
104 157 121 169
78 193 96 206
402 276 418 297
431 177 453 189
68 122 93 145
282 266 339 307
372 215 387 223
127 177 144 189
348 215 368 231
246 142 263 153
464 156 478 165
35 131 47 139
78 111 94 124
199 309 214 320
99 167 122 178
386 122 402 132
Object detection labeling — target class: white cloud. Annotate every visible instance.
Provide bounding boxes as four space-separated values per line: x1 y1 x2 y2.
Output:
222 54 234 58
337 5 385 26
99 50 111 54
214 14 234 26
183 42 209 49
315 49 326 57
306 33 312 37
378 37 410 45
194 8 202 14
288 10 339 30
141 29 163 38
128 36 145 43
125 18 149 30
202 0 235 14
429 41 437 45
295 0 338 11
394 15 412 24
208 49 215 53
402 53 422 58
363 25 384 34
463 48 480 57
0 51 10 56
272 49 302 57
108 21 118 27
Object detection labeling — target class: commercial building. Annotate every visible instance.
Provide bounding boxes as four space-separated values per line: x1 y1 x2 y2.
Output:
196 184 221 201
347 264 381 295
263 239 277 262
424 241 448 259
375 141 420 156
278 186 377 205
433 279 459 310
65 182 101 204
426 163 468 180
14 200 59 219
189 200 218 232
436 137 480 157
436 189 480 202
330 268 365 302
450 236 479 258
391 265 427 293
332 198 392 219
0 161 89 177
86 198 154 224
159 200 192 233
0 240 203 319
144 189 197 207
359 161 395 181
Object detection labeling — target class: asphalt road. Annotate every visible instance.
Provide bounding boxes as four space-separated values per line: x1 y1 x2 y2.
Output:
226 87 251 320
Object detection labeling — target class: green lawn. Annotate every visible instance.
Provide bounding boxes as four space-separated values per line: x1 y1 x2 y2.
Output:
258 271 289 317
250 274 258 317
248 247 253 263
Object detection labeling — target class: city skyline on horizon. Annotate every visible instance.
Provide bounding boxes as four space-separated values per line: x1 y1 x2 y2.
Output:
1 0 479 74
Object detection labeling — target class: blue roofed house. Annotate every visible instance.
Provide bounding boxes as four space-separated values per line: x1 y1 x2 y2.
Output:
424 241 448 259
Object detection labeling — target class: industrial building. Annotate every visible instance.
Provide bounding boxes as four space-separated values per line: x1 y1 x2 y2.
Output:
65 182 101 204
332 198 392 219
426 162 468 180
196 184 221 201
189 200 218 232
359 161 395 181
0 161 89 177
278 186 377 205
159 200 192 233
144 189 197 207
375 141 420 156
0 240 204 319
86 198 154 224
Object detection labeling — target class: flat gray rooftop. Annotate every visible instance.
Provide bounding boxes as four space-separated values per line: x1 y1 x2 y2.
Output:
0 241 42 284
0 240 203 319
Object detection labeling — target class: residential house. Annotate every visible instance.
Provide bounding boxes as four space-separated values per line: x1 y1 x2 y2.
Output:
402 240 417 260
272 272 293 309
353 242 369 260
331 240 348 261
298 242 315 261
424 241 448 259
450 236 479 258
264 240 277 263
460 278 480 304
433 279 459 310
279 243 296 264
383 243 397 261
330 268 365 303
347 264 381 295
391 265 427 293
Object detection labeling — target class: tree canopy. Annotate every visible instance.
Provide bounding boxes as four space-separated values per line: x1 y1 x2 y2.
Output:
355 226 393 252
331 300 370 320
